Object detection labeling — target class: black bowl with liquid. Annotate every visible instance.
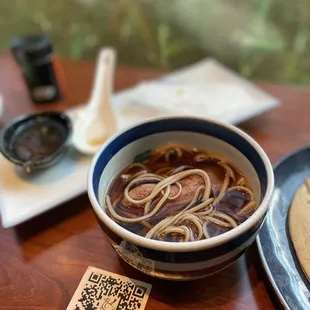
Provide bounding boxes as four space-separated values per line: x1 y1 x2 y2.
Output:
0 111 72 172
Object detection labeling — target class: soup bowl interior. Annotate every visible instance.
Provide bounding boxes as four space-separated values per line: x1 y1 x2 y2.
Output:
88 117 273 280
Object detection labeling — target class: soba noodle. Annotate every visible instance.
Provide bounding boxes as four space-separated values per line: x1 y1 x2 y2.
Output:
104 143 256 242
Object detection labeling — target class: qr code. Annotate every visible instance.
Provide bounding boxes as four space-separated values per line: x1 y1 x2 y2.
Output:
67 267 151 310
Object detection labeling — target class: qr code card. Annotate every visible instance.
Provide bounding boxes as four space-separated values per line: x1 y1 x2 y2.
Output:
66 266 152 310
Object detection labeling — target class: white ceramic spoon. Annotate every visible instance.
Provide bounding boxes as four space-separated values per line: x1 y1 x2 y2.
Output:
72 48 117 155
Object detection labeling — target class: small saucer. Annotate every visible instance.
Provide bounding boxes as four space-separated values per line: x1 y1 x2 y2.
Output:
0 111 72 172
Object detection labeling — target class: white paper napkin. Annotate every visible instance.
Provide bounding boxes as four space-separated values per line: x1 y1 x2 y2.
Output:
113 58 279 130
132 82 257 120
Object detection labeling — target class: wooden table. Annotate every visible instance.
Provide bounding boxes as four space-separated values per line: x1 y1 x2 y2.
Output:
0 51 309 310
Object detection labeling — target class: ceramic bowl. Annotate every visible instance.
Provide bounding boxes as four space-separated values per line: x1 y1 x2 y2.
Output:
0 111 72 172
88 116 274 280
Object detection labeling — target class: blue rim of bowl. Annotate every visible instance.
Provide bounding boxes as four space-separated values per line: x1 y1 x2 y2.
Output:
88 116 274 252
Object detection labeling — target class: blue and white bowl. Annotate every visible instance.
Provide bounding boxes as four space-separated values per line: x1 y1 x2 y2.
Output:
88 116 274 280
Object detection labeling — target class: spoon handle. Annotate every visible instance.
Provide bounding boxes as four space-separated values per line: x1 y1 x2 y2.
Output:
88 47 117 135
89 47 115 110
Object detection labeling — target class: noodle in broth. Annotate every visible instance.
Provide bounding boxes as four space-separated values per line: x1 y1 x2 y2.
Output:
104 143 256 242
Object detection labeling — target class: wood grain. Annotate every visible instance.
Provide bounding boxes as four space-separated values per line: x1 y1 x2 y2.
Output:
1 51 310 309
289 178 310 282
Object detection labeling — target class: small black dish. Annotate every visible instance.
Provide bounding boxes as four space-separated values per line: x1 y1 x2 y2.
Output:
0 111 72 172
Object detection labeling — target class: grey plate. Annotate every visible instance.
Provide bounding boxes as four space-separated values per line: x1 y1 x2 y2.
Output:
257 146 310 310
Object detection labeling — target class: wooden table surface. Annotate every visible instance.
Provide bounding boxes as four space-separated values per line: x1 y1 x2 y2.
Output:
0 51 309 310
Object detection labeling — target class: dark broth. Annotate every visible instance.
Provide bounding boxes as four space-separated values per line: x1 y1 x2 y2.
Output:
10 120 65 162
105 144 256 242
